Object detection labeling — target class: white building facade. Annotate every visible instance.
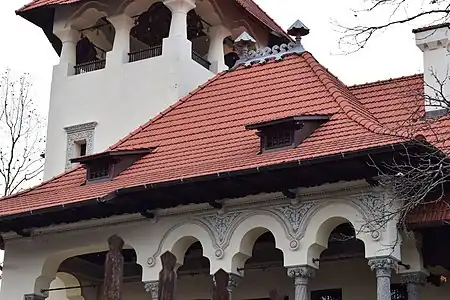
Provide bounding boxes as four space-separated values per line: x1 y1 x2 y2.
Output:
1 181 444 300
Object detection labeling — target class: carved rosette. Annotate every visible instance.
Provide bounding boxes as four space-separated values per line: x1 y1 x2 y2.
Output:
144 281 159 300
368 257 398 277
287 265 316 285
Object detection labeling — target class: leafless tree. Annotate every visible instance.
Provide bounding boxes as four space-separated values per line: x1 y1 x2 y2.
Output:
0 69 45 197
336 0 450 53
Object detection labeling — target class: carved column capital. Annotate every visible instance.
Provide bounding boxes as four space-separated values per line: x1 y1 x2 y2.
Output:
227 273 242 292
368 257 398 277
144 280 159 300
24 294 46 300
287 265 316 285
400 272 427 285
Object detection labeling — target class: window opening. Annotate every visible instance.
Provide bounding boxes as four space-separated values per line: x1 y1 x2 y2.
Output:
264 128 294 149
87 163 110 181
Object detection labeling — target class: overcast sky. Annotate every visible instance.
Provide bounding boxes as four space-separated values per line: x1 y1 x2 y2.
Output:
0 0 425 117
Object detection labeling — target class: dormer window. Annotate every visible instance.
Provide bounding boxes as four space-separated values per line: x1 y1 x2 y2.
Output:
71 148 155 183
246 115 330 153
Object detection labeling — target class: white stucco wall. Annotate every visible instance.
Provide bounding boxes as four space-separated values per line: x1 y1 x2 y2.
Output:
0 182 442 299
44 51 214 180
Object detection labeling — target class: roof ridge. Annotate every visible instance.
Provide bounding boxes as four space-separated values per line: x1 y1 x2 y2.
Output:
110 72 228 150
302 52 393 136
349 74 423 90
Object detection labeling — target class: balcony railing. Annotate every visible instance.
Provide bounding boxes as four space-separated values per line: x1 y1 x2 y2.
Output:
74 59 106 75
192 51 211 70
128 45 163 63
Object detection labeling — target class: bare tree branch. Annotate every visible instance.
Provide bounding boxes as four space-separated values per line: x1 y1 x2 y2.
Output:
335 0 450 53
0 69 45 197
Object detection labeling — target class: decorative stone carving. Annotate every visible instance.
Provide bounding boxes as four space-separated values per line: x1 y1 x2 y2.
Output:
236 42 306 67
144 280 159 300
400 272 427 285
147 256 156 267
24 294 46 300
227 273 242 293
357 192 390 230
214 248 224 259
272 201 315 236
64 121 97 170
202 211 241 246
368 257 398 276
287 266 316 282
289 239 299 250
287 265 316 300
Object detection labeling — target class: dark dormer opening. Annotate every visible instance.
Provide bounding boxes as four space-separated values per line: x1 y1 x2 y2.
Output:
70 148 155 183
245 115 330 153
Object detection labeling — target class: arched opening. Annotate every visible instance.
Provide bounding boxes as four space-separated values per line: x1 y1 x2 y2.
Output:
75 17 115 74
129 2 170 61
171 241 212 299
310 222 367 300
44 247 143 300
236 231 290 300
128 1 211 68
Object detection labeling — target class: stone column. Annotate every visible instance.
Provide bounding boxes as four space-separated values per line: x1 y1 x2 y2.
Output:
101 235 124 300
368 257 398 300
107 14 135 66
401 272 427 300
158 252 177 300
55 28 80 65
144 280 159 300
287 265 316 300
164 0 195 40
207 25 231 73
213 270 241 300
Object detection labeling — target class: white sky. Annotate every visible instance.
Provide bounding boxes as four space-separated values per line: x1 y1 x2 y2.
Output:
0 0 425 117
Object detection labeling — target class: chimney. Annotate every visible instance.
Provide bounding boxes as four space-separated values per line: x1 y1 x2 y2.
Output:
414 24 450 117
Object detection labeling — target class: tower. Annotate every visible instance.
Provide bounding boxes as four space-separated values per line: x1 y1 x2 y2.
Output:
17 0 290 180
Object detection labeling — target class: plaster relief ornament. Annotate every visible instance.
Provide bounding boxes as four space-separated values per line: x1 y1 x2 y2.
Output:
202 211 241 247
272 201 315 237
357 192 389 230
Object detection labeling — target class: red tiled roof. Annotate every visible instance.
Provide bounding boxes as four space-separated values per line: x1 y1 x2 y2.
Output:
16 0 289 38
350 75 450 224
0 52 408 217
